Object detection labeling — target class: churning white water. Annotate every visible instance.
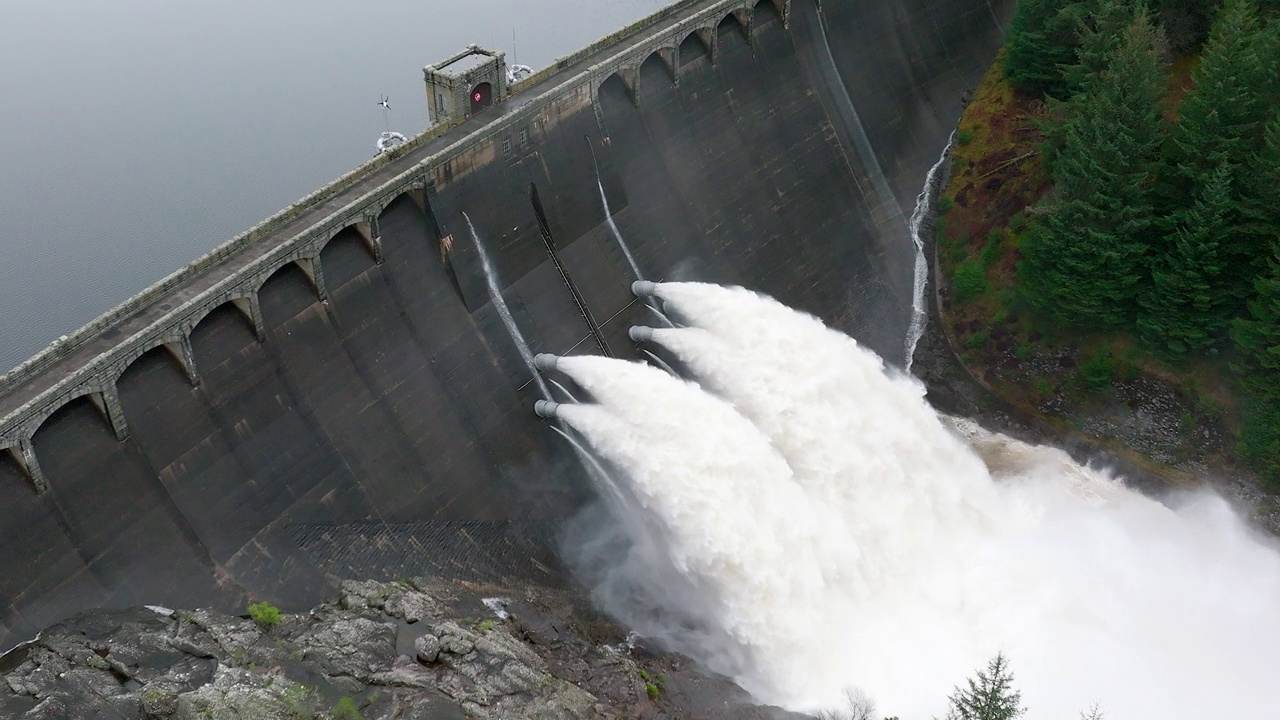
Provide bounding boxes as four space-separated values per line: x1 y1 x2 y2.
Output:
551 281 1280 719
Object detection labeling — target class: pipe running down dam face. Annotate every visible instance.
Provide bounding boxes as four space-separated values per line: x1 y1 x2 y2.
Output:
0 0 1009 648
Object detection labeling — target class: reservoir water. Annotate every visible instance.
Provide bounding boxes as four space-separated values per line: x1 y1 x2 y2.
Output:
0 0 665 372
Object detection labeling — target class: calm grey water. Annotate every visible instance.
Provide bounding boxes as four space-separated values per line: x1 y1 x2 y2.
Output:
0 0 666 373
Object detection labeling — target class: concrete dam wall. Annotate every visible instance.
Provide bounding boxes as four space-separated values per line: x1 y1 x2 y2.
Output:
0 0 1009 648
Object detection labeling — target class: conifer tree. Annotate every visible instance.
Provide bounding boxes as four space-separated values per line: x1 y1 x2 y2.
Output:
1232 252 1280 402
1004 0 1082 99
1139 164 1236 352
1235 105 1280 247
1162 0 1278 204
1231 118 1280 479
1231 248 1280 482
1157 4 1279 310
944 653 1026 720
1018 12 1167 328
1064 0 1138 92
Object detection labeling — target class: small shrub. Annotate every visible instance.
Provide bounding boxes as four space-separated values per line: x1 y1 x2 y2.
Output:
956 128 974 146
1035 378 1054 398
980 230 1005 269
639 669 664 701
332 696 362 720
1196 392 1222 418
248 602 282 628
478 619 496 632
967 331 990 348
1009 211 1029 233
280 683 319 720
953 258 989 302
1015 345 1030 360
1077 349 1115 391
938 195 955 213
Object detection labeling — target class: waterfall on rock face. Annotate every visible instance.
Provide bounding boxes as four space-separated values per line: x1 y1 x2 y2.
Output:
462 212 549 398
550 281 1280 720
905 137 952 370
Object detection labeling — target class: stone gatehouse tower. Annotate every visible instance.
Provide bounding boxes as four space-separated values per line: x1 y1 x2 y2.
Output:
423 45 507 126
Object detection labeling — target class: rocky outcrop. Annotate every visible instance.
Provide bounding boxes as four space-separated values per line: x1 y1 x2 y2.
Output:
0 578 806 720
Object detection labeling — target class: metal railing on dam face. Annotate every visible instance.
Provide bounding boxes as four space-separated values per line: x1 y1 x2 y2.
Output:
0 0 791 493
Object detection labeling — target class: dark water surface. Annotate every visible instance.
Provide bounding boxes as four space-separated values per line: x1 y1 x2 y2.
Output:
0 0 665 372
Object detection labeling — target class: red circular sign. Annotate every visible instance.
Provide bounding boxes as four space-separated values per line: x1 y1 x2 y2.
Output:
473 92 482 102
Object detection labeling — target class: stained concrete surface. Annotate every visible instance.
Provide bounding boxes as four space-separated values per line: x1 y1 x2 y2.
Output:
0 0 1009 649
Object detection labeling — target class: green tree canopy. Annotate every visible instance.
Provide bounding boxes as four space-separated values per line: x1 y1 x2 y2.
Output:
1139 163 1236 352
945 653 1026 720
1231 247 1280 482
1232 251 1280 403
1004 0 1083 98
1064 0 1139 92
1159 2 1280 307
1018 11 1168 328
1163 0 1278 200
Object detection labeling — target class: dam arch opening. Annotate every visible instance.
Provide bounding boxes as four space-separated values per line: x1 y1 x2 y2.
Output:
0 447 27 491
680 30 712 66
753 0 781 25
717 10 748 40
320 226 380 292
598 72 634 107
639 51 676 90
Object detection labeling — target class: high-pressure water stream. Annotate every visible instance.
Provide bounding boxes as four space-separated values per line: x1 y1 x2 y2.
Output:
540 280 1280 720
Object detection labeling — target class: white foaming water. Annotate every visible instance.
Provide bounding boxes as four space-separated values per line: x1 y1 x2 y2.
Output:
555 355 855 699
904 137 952 371
462 213 549 398
559 281 1280 719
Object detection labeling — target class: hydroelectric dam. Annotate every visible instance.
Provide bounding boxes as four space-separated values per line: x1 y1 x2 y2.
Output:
0 0 1009 648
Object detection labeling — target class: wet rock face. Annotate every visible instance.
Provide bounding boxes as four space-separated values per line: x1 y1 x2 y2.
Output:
0 578 808 720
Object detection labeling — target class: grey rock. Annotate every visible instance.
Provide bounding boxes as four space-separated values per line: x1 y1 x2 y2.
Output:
431 621 476 656
414 634 441 663
296 616 395 680
2 578 798 719
21 695 68 720
399 592 439 624
176 665 318 720
140 682 180 717
371 656 435 689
